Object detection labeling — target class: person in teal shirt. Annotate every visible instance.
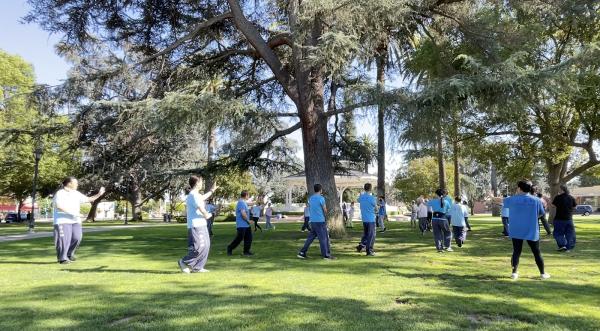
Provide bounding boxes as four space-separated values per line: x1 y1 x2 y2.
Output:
427 188 453 252
356 183 377 256
504 180 550 280
298 184 335 259
226 191 253 256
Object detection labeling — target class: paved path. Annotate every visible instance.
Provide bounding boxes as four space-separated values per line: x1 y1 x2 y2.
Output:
0 224 174 243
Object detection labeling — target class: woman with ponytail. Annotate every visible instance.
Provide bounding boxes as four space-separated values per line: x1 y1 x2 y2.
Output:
503 180 550 280
427 188 453 252
178 176 218 274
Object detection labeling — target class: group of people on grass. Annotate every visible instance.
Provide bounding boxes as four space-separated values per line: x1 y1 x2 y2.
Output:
50 175 579 279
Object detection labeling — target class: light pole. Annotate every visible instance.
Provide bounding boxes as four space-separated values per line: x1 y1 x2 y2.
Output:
29 141 43 233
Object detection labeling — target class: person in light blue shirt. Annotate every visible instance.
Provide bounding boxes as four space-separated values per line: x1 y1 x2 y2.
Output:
503 180 549 280
448 196 467 247
356 183 377 256
227 191 254 256
298 184 335 259
178 176 217 274
427 188 453 252
501 194 510 236
206 200 217 237
251 203 263 232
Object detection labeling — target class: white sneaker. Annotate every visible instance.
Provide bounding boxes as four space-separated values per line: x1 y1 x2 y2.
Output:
511 273 519 280
445 247 454 252
541 273 551 280
193 268 210 273
178 259 190 274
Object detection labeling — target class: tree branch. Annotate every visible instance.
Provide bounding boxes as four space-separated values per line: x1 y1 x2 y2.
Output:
138 12 234 65
227 0 299 103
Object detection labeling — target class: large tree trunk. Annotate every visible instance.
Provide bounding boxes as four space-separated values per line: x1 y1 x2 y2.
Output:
86 191 107 222
376 42 387 198
453 139 460 198
547 160 566 223
204 125 216 192
436 127 446 190
128 189 143 221
298 87 343 238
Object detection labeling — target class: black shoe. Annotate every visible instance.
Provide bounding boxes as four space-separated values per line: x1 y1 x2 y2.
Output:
467 229 472 232
323 255 337 260
366 252 376 257
227 249 233 256
243 252 254 256
557 247 567 252
59 260 71 264
297 252 307 259
68 255 77 261
356 244 364 253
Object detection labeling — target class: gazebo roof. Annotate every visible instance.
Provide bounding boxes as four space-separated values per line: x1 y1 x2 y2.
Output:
284 170 377 188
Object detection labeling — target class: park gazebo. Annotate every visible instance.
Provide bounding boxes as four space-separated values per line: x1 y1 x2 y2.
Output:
283 170 378 209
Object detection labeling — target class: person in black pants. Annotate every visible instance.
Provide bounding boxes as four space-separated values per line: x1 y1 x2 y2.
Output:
227 191 253 256
503 180 550 280
552 184 577 252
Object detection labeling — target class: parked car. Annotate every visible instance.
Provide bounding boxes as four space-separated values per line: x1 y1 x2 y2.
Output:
3 212 28 223
575 205 593 216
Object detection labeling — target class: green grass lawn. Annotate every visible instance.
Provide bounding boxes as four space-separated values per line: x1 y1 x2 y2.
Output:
0 215 599 331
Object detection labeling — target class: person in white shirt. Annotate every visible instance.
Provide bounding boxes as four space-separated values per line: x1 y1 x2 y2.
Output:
178 176 217 274
416 197 429 235
301 203 311 232
265 203 274 230
53 177 105 264
448 196 468 247
251 203 263 232
410 200 418 229
348 202 355 228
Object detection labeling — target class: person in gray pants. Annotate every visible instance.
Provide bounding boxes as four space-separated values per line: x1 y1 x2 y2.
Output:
179 176 217 274
53 176 105 264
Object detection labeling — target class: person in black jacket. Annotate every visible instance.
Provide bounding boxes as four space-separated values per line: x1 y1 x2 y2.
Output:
552 184 577 252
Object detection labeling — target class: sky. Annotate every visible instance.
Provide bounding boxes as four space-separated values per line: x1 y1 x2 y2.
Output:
0 1 403 181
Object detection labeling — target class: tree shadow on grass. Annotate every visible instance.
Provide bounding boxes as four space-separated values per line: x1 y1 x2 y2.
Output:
1 281 599 331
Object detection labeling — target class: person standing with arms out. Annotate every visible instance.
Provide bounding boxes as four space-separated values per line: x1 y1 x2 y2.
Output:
227 191 254 256
53 177 105 264
533 189 552 235
265 203 274 230
417 197 429 235
178 177 217 274
552 184 577 252
505 179 550 280
501 194 510 237
356 183 378 256
301 203 311 232
348 202 355 228
410 200 418 229
462 201 472 231
251 202 263 232
342 202 349 228
297 184 335 260
206 199 217 237
377 196 387 233
449 197 468 247
428 188 453 252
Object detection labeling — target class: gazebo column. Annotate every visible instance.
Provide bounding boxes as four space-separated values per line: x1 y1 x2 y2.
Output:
285 187 293 210
337 187 347 205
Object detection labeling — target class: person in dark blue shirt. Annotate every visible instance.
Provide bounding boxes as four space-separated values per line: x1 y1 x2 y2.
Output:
298 184 335 260
427 188 453 252
377 196 387 233
356 183 378 256
504 180 550 280
226 191 253 256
